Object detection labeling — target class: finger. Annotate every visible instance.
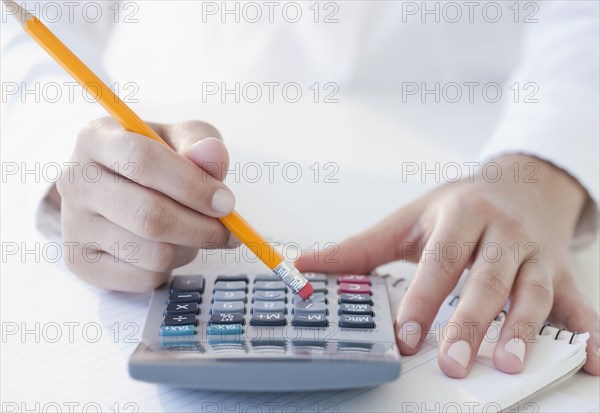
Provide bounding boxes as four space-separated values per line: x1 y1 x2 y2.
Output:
63 244 169 293
77 117 235 217
64 210 198 273
439 230 523 378
493 261 553 373
184 137 229 181
295 202 423 274
395 211 484 355
68 165 229 248
552 283 600 376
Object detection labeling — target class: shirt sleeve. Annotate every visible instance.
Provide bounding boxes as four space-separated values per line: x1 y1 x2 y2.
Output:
479 1 600 244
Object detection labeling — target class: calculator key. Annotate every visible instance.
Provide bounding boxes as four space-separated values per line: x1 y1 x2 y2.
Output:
163 314 197 326
213 291 246 302
167 292 201 304
214 281 247 292
310 282 327 293
338 275 371 285
339 314 375 329
292 292 326 304
253 290 287 302
253 301 286 313
165 302 199 315
211 301 245 314
254 281 286 291
210 313 245 325
339 303 373 315
338 283 371 294
292 314 327 327
255 274 281 281
171 276 205 293
160 325 195 336
250 312 286 326
216 274 249 283
207 324 244 335
340 293 372 305
293 301 327 315
303 272 328 283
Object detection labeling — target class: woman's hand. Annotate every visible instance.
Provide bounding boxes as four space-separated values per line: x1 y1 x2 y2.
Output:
56 117 234 292
297 154 599 377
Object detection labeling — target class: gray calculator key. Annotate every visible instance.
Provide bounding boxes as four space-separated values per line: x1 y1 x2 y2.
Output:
253 301 285 313
253 290 287 302
303 272 328 283
292 293 326 304
213 291 246 302
210 313 245 325
310 282 327 293
167 292 201 304
250 312 286 326
165 302 199 315
216 274 248 283
254 281 286 291
163 314 197 326
214 281 247 291
339 293 372 305
171 276 205 293
293 301 327 315
292 313 327 327
339 303 373 315
339 314 375 329
211 301 245 314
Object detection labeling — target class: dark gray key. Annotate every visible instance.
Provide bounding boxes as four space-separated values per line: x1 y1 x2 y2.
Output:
171 276 205 293
310 282 327 293
253 301 286 313
250 312 286 326
214 281 247 292
292 313 327 327
210 313 245 325
292 292 326 304
165 302 199 315
213 291 246 302
163 314 197 326
253 281 286 291
253 290 287 302
167 292 201 304
339 293 372 305
339 303 373 315
255 274 280 281
216 274 248 283
303 272 328 283
211 301 245 314
339 314 375 329
293 301 327 315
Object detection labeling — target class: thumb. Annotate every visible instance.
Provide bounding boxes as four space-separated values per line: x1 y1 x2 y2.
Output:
295 205 422 275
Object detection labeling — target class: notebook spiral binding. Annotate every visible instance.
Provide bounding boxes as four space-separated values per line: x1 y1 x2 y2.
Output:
448 295 580 345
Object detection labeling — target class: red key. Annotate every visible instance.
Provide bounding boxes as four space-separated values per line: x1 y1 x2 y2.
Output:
338 275 371 285
338 283 371 294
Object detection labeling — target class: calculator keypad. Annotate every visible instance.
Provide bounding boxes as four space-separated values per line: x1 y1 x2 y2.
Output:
160 273 379 339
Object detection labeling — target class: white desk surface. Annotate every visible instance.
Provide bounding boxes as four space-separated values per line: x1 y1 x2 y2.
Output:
1 92 598 411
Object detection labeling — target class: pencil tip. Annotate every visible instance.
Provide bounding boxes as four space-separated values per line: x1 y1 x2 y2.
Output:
2 0 35 26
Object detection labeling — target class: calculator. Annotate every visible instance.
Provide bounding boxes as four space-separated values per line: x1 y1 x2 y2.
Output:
129 272 401 391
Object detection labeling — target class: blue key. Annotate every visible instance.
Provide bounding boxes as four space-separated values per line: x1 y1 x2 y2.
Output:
160 325 195 336
207 323 244 335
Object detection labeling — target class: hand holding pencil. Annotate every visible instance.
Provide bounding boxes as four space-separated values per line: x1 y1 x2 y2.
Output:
3 0 313 299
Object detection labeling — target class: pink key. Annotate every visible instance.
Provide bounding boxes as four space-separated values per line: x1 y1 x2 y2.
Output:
338 283 371 294
338 275 371 285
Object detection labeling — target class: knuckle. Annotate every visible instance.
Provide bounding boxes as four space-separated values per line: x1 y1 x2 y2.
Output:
198 220 229 248
122 139 151 180
472 269 511 306
499 216 529 241
131 199 172 240
522 274 553 305
148 242 179 272
181 119 222 140
457 191 495 216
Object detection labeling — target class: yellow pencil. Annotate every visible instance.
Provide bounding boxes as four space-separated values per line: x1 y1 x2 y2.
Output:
3 0 314 299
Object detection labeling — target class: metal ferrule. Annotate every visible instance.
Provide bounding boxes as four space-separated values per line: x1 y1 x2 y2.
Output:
272 261 308 294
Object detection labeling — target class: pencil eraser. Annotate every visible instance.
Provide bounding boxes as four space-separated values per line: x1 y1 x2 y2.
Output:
298 283 313 300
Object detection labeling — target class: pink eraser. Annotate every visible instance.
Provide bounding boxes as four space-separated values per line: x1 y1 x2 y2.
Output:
298 283 314 300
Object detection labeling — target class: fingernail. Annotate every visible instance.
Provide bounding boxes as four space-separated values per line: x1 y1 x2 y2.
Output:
212 189 235 215
504 338 526 363
447 341 471 369
398 322 421 349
